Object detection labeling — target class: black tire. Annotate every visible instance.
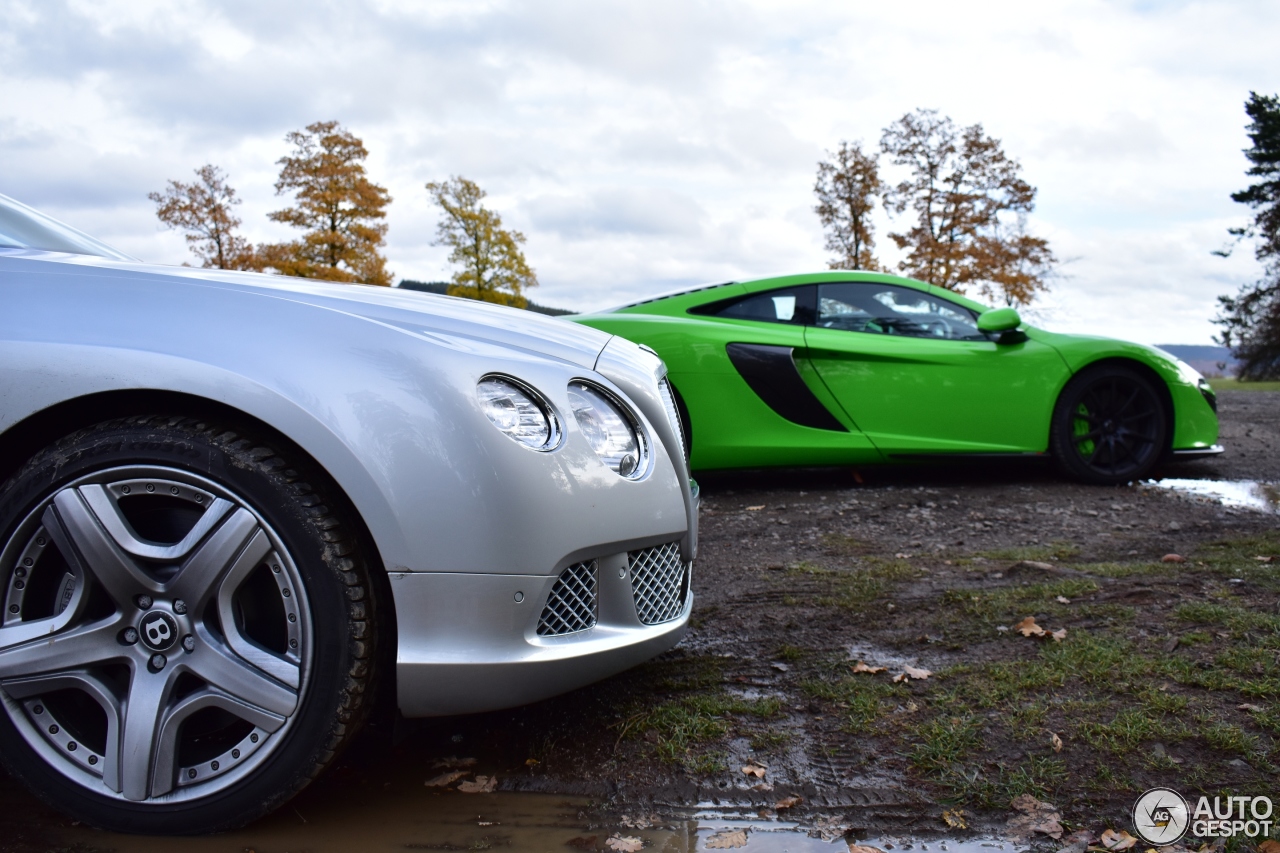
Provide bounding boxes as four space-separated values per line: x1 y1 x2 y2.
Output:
1049 364 1169 485
0 415 380 834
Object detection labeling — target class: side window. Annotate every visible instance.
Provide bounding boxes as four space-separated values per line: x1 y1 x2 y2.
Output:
694 286 815 325
815 283 986 341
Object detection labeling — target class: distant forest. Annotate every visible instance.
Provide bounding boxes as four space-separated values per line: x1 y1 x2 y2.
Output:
396 280 574 316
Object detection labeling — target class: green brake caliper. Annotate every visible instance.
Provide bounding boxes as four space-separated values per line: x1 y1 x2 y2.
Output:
1073 403 1095 457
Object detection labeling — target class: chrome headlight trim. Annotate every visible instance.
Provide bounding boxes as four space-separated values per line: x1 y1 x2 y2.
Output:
476 375 563 452
566 380 652 480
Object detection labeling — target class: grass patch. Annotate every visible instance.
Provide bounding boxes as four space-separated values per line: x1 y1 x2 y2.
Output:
977 541 1081 562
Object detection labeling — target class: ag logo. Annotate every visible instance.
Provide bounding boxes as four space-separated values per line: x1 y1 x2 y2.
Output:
139 612 178 652
1133 787 1190 845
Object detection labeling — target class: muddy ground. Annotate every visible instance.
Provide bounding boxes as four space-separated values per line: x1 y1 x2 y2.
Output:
3 389 1278 852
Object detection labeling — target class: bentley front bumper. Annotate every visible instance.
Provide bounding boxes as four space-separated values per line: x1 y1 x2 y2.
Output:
391 545 692 717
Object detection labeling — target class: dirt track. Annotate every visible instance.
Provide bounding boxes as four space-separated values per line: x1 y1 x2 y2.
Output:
3 390 1278 852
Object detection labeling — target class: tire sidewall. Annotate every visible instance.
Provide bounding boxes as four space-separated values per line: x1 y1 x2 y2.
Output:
0 418 365 834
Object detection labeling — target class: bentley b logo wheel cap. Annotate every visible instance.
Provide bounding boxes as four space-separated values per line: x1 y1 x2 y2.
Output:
139 612 179 652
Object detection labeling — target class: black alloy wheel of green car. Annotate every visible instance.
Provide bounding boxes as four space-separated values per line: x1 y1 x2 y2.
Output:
1050 364 1169 485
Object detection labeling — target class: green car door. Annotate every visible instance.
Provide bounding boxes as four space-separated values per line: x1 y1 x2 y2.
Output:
801 281 1071 455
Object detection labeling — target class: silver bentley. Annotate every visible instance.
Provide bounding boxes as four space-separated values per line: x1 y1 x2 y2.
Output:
0 193 697 833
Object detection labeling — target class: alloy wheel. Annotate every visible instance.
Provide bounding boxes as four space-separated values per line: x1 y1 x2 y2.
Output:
1069 375 1163 479
0 465 312 803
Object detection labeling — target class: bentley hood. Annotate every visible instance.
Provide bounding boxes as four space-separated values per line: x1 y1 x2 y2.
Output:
0 250 611 370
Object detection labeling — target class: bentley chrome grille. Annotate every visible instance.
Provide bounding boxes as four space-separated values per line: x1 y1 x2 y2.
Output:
628 541 690 625
537 560 598 636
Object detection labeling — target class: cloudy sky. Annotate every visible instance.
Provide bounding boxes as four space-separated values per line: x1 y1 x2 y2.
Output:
2 0 1277 344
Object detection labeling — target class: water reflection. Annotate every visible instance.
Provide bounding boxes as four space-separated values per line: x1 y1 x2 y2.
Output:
1145 478 1280 513
53 788 1029 853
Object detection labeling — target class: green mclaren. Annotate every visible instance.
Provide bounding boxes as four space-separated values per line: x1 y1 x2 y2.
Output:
573 272 1222 485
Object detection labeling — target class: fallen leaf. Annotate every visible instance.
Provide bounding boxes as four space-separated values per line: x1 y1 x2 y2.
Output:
1056 595 1071 604
852 661 887 674
1050 731 1063 752
1256 556 1276 564
848 846 887 853
1257 840 1280 853
432 755 477 769
893 665 932 682
808 815 849 842
525 758 540 766
1100 829 1139 850
1051 628 1068 643
1007 794 1064 841
746 505 765 511
741 762 767 778
606 834 645 852
1015 616 1046 637
457 775 497 793
706 829 749 849
750 781 773 791
1011 560 1059 573
775 795 802 809
424 770 467 787
1161 554 1187 564
771 662 790 672
943 808 968 829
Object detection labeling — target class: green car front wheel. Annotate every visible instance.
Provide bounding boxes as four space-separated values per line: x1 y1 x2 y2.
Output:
1050 363 1169 485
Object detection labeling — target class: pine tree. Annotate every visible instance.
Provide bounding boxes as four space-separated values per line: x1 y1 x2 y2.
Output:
1215 92 1280 380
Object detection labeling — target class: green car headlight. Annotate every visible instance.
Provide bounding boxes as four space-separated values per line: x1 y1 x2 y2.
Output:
477 376 561 450
567 381 649 479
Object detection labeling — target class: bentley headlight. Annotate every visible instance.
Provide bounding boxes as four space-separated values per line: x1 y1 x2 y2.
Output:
567 381 649 479
477 376 560 450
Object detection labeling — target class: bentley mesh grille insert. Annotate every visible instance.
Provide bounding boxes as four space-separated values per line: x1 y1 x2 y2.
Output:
537 560 598 636
628 541 690 625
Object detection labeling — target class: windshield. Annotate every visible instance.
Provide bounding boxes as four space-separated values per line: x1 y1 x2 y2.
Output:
0 193 134 260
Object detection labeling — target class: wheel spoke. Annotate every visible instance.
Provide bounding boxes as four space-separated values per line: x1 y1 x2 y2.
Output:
1120 409 1156 423
215 533 301 688
119 666 176 801
1072 429 1102 444
149 687 286 797
1114 385 1141 417
2 670 124 792
185 630 298 718
79 485 235 562
167 508 264 608
47 490 160 604
0 617 126 680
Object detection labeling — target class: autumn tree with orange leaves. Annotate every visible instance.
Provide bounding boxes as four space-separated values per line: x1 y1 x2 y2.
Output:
814 141 885 271
149 165 257 270
426 176 537 308
259 121 393 285
878 109 1055 306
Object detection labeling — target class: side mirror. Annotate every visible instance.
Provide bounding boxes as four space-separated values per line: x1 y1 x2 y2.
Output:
978 307 1021 333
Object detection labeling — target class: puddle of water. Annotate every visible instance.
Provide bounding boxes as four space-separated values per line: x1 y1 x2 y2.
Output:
48 786 1028 853
1145 478 1280 513
846 641 924 670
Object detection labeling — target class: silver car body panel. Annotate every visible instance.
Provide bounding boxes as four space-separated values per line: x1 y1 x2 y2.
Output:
0 249 697 716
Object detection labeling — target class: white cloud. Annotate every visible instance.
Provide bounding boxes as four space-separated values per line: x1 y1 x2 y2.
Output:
1 0 1276 342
